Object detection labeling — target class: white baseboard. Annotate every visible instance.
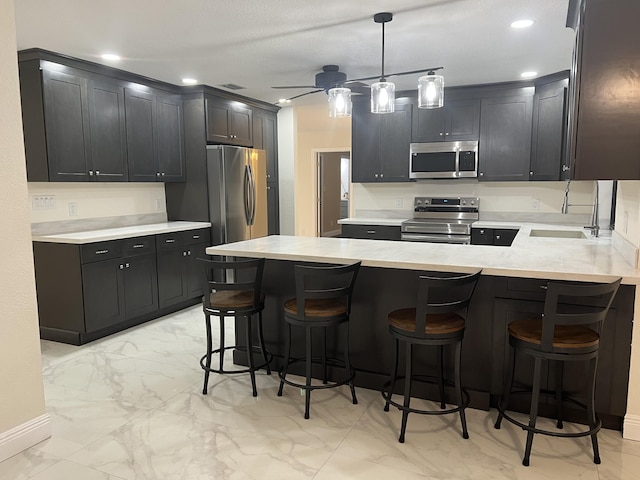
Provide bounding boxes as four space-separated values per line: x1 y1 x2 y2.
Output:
0 414 51 462
623 414 640 441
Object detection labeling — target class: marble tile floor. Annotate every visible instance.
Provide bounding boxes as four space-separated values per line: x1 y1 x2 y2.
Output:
2 305 640 479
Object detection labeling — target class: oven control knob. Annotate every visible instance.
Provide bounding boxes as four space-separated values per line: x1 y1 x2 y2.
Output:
424 199 430 205
416 199 422 205
462 200 467 205
470 200 476 205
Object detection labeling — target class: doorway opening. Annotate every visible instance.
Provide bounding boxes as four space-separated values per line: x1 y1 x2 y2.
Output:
316 151 350 237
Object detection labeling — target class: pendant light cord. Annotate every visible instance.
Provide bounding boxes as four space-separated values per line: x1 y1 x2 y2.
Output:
380 22 386 81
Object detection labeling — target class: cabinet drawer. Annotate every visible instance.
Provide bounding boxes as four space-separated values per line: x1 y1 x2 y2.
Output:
471 228 493 245
122 236 156 257
341 224 401 241
493 229 519 246
155 231 187 251
184 228 211 246
80 240 122 264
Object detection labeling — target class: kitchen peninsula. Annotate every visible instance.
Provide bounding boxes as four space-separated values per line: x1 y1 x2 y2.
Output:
206 232 639 430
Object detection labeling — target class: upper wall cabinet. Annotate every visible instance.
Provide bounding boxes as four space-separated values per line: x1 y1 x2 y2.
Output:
205 94 253 147
352 99 412 183
18 50 185 183
412 94 480 142
20 62 129 182
570 0 640 180
126 89 185 182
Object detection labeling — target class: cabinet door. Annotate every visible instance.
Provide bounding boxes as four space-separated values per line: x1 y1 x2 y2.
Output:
267 182 280 235
82 258 126 332
205 95 231 143
156 248 187 308
351 105 381 183
230 104 253 147
88 78 128 181
380 102 412 182
125 88 157 182
253 110 278 182
42 69 91 181
412 104 445 142
185 243 207 299
156 93 185 182
123 253 158 319
479 94 533 181
446 98 481 141
530 80 567 181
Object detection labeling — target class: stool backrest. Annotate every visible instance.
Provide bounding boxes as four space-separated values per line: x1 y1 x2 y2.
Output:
414 270 482 337
540 277 622 352
197 256 265 311
292 261 361 322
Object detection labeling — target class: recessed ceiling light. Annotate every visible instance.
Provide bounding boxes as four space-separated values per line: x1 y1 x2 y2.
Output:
278 98 291 104
511 19 534 29
101 53 121 61
521 71 538 78
181 78 198 85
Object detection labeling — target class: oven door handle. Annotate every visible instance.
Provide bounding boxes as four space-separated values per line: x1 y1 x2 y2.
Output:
401 233 470 244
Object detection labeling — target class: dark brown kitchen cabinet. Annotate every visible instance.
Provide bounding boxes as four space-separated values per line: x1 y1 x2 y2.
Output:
266 183 280 235
352 99 412 183
126 89 185 182
205 94 253 147
253 109 280 234
412 96 480 142
478 92 534 181
570 0 640 180
341 224 401 241
530 76 569 181
471 228 518 246
156 229 210 309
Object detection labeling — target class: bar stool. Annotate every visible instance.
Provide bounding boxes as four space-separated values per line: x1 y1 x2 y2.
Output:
494 277 621 466
197 256 272 397
382 270 481 443
277 261 361 419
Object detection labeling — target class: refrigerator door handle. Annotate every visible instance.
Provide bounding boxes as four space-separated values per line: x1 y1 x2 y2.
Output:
243 164 251 225
248 164 256 225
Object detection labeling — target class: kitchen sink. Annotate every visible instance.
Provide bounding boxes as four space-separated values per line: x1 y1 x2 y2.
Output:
529 229 587 239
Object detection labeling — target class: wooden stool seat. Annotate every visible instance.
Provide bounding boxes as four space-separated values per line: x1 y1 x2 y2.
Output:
389 308 465 335
210 290 266 310
508 318 599 350
283 297 348 318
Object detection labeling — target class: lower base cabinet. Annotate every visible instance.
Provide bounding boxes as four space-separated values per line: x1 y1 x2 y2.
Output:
341 224 401 241
33 227 210 345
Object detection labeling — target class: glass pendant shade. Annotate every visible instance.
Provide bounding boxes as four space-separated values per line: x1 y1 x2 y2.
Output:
418 73 445 109
371 81 395 114
327 87 352 117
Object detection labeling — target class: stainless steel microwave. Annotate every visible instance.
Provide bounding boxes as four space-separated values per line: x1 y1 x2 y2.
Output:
409 141 478 179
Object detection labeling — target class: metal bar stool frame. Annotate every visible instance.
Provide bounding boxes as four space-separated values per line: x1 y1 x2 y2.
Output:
277 261 361 419
494 277 621 466
382 270 482 443
197 256 272 397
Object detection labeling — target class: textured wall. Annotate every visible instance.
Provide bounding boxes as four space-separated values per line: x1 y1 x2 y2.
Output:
0 0 46 435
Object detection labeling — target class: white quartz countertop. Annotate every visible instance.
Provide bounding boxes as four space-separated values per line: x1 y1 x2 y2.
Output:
32 221 212 244
338 218 408 226
206 230 640 285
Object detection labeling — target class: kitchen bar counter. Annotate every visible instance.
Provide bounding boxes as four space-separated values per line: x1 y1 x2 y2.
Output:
32 221 211 244
206 232 640 284
206 234 637 430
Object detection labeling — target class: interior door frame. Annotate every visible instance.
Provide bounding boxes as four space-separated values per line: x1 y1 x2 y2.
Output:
313 147 351 237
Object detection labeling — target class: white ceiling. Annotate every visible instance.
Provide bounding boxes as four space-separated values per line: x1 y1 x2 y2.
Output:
14 0 575 107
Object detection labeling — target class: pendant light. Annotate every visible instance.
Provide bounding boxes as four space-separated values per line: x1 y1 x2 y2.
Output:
371 12 395 114
418 71 445 109
328 87 352 117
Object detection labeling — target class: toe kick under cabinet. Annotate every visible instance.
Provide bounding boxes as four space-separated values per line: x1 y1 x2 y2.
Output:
33 228 210 345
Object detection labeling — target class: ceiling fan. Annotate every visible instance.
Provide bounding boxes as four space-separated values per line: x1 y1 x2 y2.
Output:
272 12 443 104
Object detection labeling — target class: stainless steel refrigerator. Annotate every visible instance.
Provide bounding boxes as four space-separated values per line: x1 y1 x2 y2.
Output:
207 145 268 244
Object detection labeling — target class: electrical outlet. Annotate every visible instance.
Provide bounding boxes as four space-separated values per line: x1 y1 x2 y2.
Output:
395 198 403 208
624 211 629 234
532 199 540 211
155 198 164 212
68 202 78 217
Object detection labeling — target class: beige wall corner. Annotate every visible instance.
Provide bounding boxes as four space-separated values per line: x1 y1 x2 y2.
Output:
0 0 49 460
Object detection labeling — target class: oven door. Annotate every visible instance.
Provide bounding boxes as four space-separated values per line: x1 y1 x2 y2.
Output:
401 233 471 244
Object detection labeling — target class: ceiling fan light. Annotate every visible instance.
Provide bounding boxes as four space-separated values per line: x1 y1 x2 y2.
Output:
371 81 395 114
418 73 444 109
328 87 352 118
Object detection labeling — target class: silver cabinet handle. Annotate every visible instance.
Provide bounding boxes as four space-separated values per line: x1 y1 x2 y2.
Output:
95 170 100 175
187 250 191 256
125 262 130 268
380 173 384 178
95 249 109 255
165 239 176 243
161 172 165 176
89 170 94 176
530 171 534 175
495 235 501 240
445 132 450 136
119 264 124 270
374 173 379 178
367 230 376 234
192 235 200 240
439 132 444 136
132 244 145 249
562 165 571 172
479 172 484 176
156 172 161 177
183 251 187 256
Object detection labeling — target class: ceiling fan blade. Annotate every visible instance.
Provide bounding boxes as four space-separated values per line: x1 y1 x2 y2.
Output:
272 85 319 89
286 89 324 101
342 80 370 88
346 66 444 83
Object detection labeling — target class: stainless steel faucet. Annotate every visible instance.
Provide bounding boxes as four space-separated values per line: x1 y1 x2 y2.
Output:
561 180 599 237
